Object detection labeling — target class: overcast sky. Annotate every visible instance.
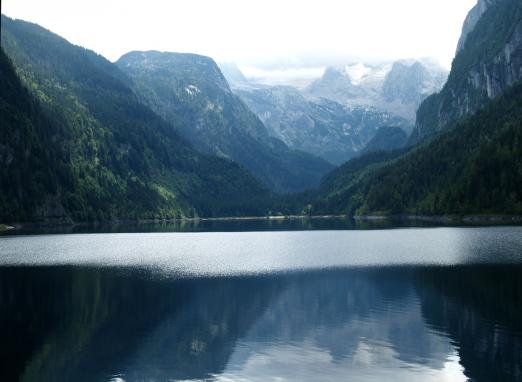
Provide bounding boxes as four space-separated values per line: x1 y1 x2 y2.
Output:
3 0 476 70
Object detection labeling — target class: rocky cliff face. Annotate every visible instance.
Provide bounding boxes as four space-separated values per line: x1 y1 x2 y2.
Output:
382 62 444 105
485 18 522 99
412 0 522 143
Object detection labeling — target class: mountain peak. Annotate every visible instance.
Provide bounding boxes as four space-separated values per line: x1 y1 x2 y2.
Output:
117 50 231 94
456 0 499 53
304 59 446 122
322 66 349 80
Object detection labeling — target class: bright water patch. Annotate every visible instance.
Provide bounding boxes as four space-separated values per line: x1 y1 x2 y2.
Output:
1 227 522 276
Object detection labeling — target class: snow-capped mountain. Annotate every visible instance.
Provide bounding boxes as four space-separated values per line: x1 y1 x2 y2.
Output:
218 60 443 165
305 60 448 122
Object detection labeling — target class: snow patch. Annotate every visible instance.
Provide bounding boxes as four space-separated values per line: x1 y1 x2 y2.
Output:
185 85 201 96
345 63 373 85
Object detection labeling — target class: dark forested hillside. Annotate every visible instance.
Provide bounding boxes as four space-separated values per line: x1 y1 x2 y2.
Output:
313 82 522 216
116 51 333 193
0 17 270 222
0 48 68 221
361 126 407 154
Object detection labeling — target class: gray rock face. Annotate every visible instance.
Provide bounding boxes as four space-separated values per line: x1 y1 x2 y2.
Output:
456 0 497 53
485 19 522 99
383 62 444 105
236 86 410 165
458 6 522 101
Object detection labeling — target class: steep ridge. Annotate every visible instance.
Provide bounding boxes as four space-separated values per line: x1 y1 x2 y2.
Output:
412 0 522 143
0 16 269 222
116 51 333 193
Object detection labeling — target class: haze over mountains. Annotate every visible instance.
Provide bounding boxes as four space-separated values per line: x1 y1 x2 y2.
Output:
1 0 522 223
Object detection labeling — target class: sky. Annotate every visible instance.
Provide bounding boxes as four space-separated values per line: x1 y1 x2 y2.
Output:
2 0 477 74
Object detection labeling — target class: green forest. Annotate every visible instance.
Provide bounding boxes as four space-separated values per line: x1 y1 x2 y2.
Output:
0 18 270 222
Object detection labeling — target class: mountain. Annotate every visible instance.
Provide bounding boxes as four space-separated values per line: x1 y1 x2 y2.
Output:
305 60 447 122
361 126 407 154
311 0 522 217
412 0 522 143
305 66 369 104
0 16 270 222
382 61 447 107
116 51 333 193
236 85 410 165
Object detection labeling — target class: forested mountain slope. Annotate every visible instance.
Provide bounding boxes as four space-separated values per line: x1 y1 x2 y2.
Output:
313 82 522 216
0 16 269 222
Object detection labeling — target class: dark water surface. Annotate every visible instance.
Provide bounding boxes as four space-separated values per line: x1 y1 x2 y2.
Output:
1 222 522 381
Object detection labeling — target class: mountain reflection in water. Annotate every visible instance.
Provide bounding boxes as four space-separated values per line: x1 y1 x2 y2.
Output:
1 265 521 382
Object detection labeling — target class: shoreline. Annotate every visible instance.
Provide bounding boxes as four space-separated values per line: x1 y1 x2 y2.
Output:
0 215 348 232
354 214 522 224
2 213 522 232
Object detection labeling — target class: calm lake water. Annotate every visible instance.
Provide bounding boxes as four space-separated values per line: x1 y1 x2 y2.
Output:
1 221 522 381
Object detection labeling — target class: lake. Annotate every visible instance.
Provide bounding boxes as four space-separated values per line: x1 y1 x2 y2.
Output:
1 221 522 381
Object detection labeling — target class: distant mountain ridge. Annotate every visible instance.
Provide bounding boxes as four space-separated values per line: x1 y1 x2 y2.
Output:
236 85 409 165
116 51 333 193
305 60 447 122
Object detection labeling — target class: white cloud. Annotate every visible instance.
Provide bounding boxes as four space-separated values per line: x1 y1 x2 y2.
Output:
2 0 477 69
